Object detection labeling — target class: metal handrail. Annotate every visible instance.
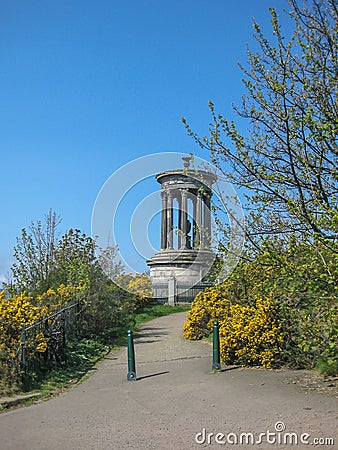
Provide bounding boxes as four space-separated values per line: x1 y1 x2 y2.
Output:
17 300 80 369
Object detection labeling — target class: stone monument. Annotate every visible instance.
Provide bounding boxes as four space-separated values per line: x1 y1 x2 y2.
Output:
147 155 216 303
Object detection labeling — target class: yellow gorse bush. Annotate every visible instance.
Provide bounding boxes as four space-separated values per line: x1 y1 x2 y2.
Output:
183 285 231 340
219 294 283 368
0 282 87 385
0 290 49 342
184 287 283 368
117 272 153 308
0 291 50 382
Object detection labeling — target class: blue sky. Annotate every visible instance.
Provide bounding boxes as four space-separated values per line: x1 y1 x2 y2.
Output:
1 0 291 284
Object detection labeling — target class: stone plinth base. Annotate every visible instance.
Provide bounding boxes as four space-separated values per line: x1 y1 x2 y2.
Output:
147 249 214 298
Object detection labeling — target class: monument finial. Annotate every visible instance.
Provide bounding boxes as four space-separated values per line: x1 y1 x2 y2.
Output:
182 154 193 169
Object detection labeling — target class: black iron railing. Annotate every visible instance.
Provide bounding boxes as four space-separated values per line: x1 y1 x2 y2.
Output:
18 301 80 370
152 281 213 304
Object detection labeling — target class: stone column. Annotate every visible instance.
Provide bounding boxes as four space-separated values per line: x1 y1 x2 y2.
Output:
180 189 188 249
196 190 203 247
167 191 173 249
191 195 197 249
203 191 212 247
161 191 167 249
177 194 182 250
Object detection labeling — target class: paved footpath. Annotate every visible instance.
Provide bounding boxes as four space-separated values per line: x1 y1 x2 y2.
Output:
0 312 337 449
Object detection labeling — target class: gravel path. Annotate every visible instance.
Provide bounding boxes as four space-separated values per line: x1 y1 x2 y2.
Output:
0 312 336 449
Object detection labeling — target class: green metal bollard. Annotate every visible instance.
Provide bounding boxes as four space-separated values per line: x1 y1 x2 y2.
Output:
212 321 221 371
127 330 137 381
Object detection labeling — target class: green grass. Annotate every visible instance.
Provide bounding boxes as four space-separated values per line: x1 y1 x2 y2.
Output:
0 343 105 412
315 357 338 377
133 303 191 329
0 303 191 408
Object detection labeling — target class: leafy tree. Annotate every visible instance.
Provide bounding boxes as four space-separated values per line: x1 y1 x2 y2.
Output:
182 0 337 375
116 272 153 309
184 242 337 373
52 228 98 287
183 0 337 249
9 214 136 339
10 214 123 296
97 245 124 281
126 272 153 307
10 210 61 293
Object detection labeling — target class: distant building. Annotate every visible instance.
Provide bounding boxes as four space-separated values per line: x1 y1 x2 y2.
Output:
147 156 216 303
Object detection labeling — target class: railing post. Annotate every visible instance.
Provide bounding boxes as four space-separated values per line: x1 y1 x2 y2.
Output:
20 326 26 369
212 320 221 371
168 275 177 306
127 330 137 381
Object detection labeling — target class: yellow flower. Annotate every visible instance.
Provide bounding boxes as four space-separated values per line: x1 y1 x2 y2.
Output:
36 341 48 353
184 286 282 368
